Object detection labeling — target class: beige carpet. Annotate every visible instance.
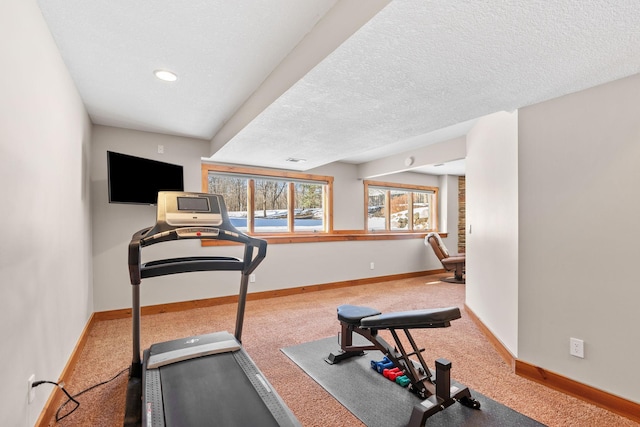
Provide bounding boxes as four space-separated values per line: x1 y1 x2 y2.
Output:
45 274 638 426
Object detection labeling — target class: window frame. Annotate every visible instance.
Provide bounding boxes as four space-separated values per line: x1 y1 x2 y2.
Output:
201 164 443 245
364 180 439 233
201 163 334 235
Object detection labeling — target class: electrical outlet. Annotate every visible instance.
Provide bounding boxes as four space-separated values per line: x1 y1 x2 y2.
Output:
570 337 584 358
370 262 375 270
28 374 35 404
157 144 164 154
249 274 256 283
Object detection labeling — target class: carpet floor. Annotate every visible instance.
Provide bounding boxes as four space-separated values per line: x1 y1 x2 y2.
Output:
282 336 544 427
44 274 638 426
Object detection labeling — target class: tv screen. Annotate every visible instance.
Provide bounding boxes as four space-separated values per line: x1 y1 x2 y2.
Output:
107 151 184 205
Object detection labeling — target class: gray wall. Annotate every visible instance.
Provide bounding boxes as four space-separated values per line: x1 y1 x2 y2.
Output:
465 111 520 355
0 1 93 425
91 127 450 311
518 74 640 402
466 74 640 405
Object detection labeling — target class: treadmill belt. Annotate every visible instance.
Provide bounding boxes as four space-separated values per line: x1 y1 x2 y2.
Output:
160 352 280 426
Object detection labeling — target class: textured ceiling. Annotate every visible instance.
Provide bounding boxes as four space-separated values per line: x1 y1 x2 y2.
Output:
37 0 338 138
37 0 640 175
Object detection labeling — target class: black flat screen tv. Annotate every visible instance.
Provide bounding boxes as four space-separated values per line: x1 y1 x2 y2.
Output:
107 151 184 205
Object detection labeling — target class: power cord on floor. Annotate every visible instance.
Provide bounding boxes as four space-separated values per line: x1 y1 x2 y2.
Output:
32 367 129 422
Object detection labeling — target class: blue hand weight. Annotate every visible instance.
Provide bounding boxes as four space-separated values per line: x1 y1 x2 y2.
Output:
371 356 390 370
376 360 395 373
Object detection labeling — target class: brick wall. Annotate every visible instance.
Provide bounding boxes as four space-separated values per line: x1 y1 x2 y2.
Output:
458 176 466 253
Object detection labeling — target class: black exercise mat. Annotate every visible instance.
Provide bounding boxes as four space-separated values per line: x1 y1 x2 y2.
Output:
282 336 545 427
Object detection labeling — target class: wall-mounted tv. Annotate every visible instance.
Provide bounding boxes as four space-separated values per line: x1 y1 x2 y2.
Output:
107 151 184 205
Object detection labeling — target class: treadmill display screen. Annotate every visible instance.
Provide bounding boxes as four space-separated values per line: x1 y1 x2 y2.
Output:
177 197 210 212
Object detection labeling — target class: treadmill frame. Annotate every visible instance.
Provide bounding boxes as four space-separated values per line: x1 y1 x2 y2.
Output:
124 192 299 427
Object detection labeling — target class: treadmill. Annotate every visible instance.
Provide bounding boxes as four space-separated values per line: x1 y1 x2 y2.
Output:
124 191 300 427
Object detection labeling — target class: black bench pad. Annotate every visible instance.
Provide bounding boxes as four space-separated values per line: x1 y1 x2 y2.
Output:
337 305 381 324
361 307 461 329
336 304 461 329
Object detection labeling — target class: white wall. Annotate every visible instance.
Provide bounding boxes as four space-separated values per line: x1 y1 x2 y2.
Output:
439 174 462 240
465 111 519 355
91 125 211 311
356 137 467 179
518 74 640 402
305 161 372 230
0 1 92 425
91 128 450 312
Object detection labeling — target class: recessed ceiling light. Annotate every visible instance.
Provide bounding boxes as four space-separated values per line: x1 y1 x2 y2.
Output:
154 69 177 82
434 163 445 167
286 158 306 163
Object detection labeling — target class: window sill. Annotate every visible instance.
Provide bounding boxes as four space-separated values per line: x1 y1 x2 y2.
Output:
201 230 446 246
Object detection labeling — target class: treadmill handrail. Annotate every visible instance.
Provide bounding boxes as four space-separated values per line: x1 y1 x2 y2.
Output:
128 226 267 285
244 235 267 275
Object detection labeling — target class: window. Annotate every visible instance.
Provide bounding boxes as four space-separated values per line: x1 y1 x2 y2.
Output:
202 164 333 234
364 180 438 232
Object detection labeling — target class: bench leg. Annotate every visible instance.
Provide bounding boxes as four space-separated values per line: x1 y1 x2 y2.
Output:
325 322 379 364
407 358 480 426
435 358 451 401
386 329 436 399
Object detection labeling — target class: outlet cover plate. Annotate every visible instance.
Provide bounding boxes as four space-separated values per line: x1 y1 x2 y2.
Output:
570 337 584 358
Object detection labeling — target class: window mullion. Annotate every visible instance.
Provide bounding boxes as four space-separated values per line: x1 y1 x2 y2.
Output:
287 182 295 233
385 190 391 230
431 191 438 232
324 185 331 233
247 179 255 234
363 181 370 230
408 192 414 231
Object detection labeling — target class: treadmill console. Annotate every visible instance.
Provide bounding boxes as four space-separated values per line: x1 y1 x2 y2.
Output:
139 191 230 239
129 191 264 285
160 191 223 227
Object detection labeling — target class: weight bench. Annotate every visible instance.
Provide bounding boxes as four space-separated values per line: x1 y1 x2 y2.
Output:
325 304 480 425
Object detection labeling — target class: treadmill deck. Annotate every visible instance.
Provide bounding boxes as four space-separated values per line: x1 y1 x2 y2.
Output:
143 331 299 427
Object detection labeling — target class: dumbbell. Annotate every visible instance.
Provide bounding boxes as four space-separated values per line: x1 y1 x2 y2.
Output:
383 367 401 379
375 360 395 373
395 376 411 387
370 357 391 371
383 368 405 381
